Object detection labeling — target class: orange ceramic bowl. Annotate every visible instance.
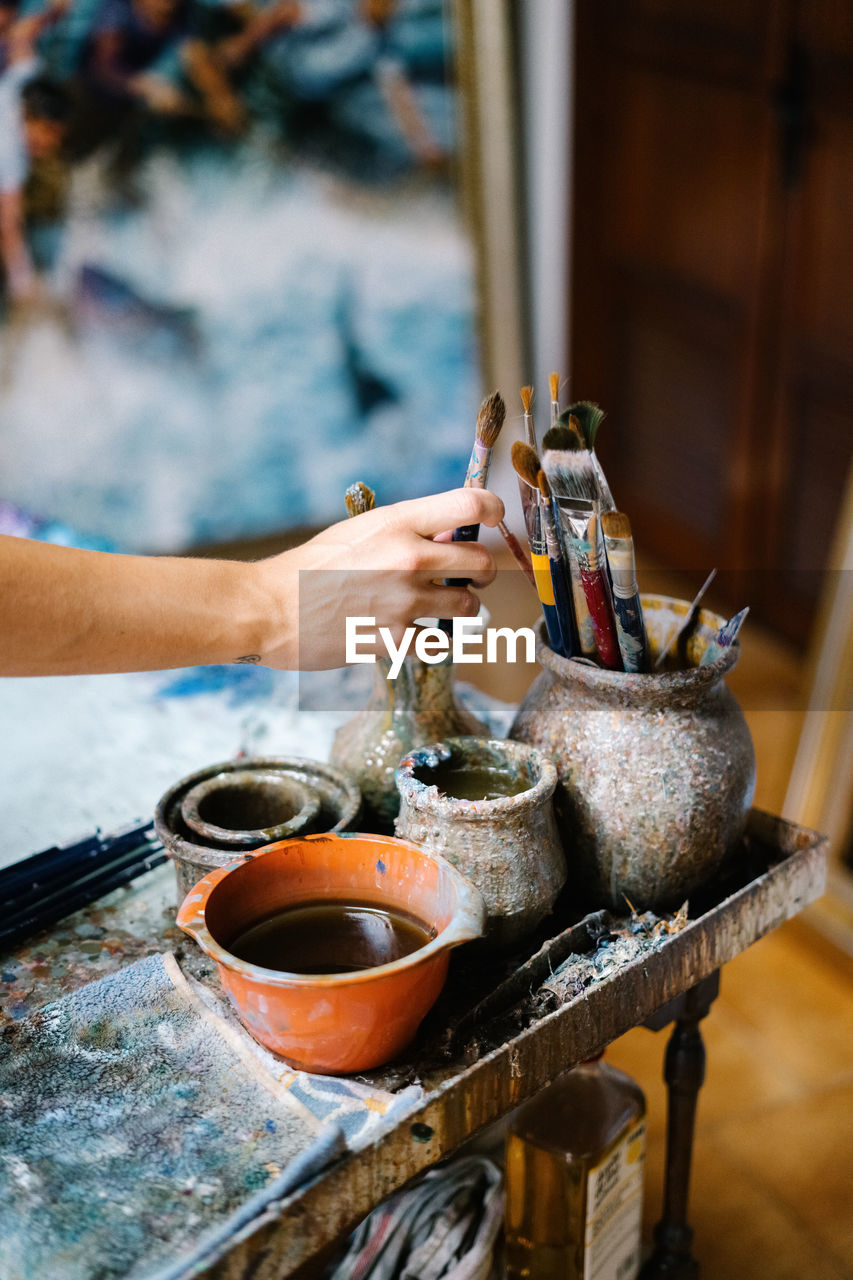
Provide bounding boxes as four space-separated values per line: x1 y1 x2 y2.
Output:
176 832 486 1074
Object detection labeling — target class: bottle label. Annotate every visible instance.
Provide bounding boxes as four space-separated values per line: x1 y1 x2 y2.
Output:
583 1118 645 1280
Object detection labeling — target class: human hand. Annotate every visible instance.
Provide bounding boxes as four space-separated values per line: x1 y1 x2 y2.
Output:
254 487 504 670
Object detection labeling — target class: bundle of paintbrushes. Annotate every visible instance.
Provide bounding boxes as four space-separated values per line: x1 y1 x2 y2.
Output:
0 822 166 948
510 380 650 673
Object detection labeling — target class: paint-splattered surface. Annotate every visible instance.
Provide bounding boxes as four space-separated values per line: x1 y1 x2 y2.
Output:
0 952 320 1280
0 862 200 1024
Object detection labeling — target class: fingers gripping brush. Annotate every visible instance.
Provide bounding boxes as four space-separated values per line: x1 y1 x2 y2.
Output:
439 391 506 633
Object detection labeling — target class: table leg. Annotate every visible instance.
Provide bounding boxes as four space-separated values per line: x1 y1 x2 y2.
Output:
640 970 720 1280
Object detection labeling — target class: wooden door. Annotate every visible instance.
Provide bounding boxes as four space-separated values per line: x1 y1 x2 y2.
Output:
571 0 853 646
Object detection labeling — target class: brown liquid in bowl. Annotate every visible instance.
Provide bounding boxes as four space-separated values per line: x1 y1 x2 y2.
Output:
226 900 435 974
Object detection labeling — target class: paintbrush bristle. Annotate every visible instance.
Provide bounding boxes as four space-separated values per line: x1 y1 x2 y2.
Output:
549 372 560 403
542 422 583 453
536 468 551 501
542 426 598 500
555 409 587 446
344 481 375 518
601 510 632 541
476 390 506 450
568 401 606 449
520 385 534 415
511 440 541 489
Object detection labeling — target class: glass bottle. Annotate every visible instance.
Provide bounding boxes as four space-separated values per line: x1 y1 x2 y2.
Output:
505 1056 646 1280
330 652 488 832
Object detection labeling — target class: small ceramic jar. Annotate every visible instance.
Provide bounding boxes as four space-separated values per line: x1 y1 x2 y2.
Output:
395 736 566 948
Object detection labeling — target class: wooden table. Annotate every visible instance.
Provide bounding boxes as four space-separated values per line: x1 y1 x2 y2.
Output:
0 810 827 1280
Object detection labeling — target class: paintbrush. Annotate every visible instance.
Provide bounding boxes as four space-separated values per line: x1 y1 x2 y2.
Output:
601 510 648 672
654 568 718 670
541 421 601 657
344 480 375 517
549 372 561 426
439 391 506 631
497 519 537 587
566 400 616 511
536 469 580 657
521 384 537 449
511 441 564 655
0 823 166 949
516 386 539 532
542 419 600 503
699 606 749 666
557 498 622 670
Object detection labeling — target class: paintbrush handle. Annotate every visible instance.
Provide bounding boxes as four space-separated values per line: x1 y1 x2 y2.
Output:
438 524 479 633
654 568 717 670
530 548 565 656
446 521 480 584
612 591 648 673
0 820 156 904
498 520 536 588
0 846 167 949
604 534 648 672
579 564 623 670
537 502 577 657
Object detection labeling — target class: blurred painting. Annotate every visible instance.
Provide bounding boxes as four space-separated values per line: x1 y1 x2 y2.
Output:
0 0 480 550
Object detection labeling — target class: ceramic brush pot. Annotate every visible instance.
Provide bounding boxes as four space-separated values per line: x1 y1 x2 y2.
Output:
394 736 566 948
510 597 756 912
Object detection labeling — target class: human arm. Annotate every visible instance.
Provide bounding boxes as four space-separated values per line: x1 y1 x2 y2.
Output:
0 488 503 676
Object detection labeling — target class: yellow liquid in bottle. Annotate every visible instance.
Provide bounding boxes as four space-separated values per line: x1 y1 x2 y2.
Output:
505 1060 645 1280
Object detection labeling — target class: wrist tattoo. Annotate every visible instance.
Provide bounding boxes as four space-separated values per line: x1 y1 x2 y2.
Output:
233 654 262 665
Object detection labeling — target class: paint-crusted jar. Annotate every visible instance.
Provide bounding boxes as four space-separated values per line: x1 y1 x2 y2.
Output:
330 654 489 832
510 597 756 911
394 736 566 948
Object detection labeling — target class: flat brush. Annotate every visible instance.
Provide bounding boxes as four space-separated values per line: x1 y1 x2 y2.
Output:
344 480 375 518
601 510 648 672
542 420 600 503
440 390 506 631
511 441 564 655
567 400 615 511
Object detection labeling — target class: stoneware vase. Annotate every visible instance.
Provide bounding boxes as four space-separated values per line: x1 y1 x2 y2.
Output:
510 596 756 912
394 736 566 948
330 653 488 833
